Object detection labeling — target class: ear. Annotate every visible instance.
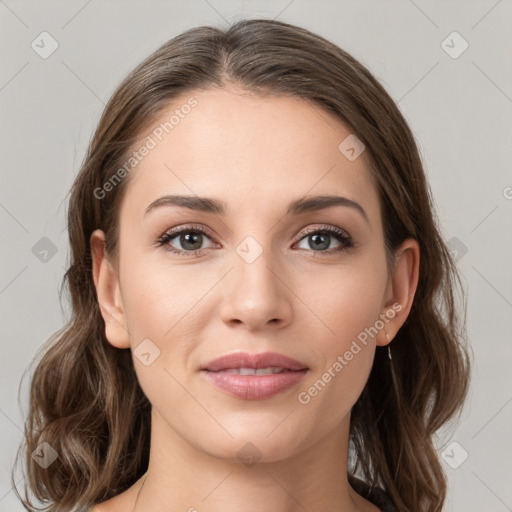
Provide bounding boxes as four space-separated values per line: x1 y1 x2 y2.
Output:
376 238 420 347
90 229 130 349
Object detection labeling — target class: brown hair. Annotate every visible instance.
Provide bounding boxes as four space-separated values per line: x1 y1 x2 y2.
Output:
13 18 471 512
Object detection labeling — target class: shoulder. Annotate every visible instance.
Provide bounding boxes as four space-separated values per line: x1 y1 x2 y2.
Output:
348 474 398 512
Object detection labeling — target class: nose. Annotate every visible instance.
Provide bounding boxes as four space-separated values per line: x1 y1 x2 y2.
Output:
219 246 293 332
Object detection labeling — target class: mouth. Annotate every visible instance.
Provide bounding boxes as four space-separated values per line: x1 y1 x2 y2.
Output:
214 367 298 375
201 351 309 372
200 351 309 400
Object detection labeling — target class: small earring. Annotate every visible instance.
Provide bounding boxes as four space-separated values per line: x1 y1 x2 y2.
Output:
385 332 392 360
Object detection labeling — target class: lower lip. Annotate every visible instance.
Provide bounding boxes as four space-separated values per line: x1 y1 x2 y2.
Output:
202 369 308 400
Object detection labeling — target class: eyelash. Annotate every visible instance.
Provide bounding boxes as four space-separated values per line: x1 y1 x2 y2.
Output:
155 223 354 258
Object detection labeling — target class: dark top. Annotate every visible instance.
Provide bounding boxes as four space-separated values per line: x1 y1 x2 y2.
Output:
349 475 398 512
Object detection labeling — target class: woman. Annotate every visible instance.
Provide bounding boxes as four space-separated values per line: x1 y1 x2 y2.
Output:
14 18 471 512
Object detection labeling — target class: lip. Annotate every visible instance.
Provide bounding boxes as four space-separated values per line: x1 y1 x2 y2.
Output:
201 351 308 372
200 351 309 401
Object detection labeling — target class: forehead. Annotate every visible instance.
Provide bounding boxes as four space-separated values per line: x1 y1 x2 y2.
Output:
119 86 380 223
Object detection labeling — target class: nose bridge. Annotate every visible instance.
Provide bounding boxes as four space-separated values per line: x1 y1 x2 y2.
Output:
234 233 281 300
220 231 292 329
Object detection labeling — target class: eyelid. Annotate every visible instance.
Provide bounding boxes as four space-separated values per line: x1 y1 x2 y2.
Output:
296 224 351 240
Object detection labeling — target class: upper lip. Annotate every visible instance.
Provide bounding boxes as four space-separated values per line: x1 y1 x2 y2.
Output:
201 351 309 372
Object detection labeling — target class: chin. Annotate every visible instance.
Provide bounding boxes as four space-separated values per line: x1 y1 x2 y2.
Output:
193 424 309 466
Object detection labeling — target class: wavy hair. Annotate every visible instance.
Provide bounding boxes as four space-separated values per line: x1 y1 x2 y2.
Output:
13 18 471 512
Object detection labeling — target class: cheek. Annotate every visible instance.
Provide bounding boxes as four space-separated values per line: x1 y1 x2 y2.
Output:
118 254 216 389
293 255 387 409
119 252 198 340
293 296 380 439
295 254 388 348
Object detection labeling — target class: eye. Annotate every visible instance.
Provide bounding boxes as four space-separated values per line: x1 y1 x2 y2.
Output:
155 224 353 257
155 224 216 256
294 225 353 255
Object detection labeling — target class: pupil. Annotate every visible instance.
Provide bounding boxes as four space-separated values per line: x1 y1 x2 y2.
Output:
182 232 201 250
310 233 329 251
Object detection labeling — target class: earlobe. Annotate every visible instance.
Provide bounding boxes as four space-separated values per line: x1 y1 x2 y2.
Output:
377 238 420 346
90 229 131 349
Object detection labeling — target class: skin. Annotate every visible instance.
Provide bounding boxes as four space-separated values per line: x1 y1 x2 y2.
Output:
90 86 419 512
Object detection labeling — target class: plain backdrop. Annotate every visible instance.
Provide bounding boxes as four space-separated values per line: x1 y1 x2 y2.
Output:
1 1 511 511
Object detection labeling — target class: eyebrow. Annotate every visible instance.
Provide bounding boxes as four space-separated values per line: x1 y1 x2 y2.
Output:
144 194 369 223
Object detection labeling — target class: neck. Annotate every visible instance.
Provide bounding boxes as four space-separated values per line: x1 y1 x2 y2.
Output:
133 408 364 512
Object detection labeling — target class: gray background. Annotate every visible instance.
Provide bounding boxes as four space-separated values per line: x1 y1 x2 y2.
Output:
1 1 511 511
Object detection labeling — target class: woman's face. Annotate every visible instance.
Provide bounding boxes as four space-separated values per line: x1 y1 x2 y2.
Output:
93 86 411 463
